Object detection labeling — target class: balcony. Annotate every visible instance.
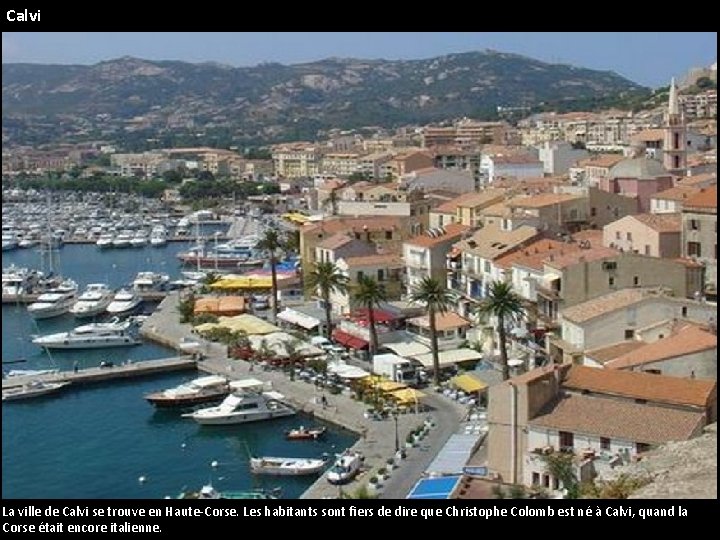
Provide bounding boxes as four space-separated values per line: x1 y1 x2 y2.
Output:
536 284 561 300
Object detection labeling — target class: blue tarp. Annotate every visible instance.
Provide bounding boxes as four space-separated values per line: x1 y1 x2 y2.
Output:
406 475 461 499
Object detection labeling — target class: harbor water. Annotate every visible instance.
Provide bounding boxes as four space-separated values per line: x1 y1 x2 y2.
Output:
2 238 356 499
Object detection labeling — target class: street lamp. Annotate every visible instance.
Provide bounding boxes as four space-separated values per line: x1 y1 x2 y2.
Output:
392 409 400 453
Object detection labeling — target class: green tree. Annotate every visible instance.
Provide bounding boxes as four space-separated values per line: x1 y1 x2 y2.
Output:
177 294 196 324
306 261 349 339
542 452 579 499
352 275 387 355
409 277 454 387
474 281 525 381
257 229 283 322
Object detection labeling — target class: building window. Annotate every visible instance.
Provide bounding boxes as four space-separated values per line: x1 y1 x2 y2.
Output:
357 271 364 281
682 306 688 317
636 442 651 454
644 245 650 255
532 472 540 485
591 207 597 217
385 231 392 240
687 242 702 257
626 232 632 241
377 269 385 282
690 219 700 231
633 276 639 286
615 231 621 240
625 329 635 339
559 431 574 450
553 477 560 490
600 437 611 451
645 369 662 375
673 132 680 150
609 277 615 287
543 474 550 488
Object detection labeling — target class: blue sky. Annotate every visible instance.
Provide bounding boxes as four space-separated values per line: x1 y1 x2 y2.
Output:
2 32 716 88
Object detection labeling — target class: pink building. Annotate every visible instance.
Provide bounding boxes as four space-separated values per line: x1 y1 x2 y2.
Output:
598 157 674 213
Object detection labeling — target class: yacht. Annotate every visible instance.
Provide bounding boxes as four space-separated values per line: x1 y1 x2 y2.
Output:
69 283 114 318
149 227 168 247
112 233 133 248
132 272 170 294
144 375 230 408
106 288 143 315
2 233 19 251
182 391 295 425
130 231 148 248
32 318 140 350
2 265 31 301
2 380 72 402
249 456 326 476
27 282 78 319
96 234 114 249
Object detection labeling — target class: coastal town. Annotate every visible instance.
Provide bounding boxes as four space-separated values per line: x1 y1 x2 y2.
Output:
1 47 717 500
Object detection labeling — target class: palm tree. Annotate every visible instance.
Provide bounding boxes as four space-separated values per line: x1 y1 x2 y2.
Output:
352 275 387 355
257 229 283 322
475 280 525 381
306 261 349 339
409 277 454 387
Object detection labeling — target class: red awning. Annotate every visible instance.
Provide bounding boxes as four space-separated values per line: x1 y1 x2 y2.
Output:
332 329 369 350
350 308 398 324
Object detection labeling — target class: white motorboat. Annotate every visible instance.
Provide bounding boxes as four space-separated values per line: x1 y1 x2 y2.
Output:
182 391 295 425
69 283 114 318
27 282 78 319
2 265 31 300
326 451 364 485
2 380 72 402
144 375 230 408
106 288 143 315
149 227 168 247
112 233 132 248
32 318 140 350
250 456 326 476
132 272 170 293
130 231 148 248
96 234 114 249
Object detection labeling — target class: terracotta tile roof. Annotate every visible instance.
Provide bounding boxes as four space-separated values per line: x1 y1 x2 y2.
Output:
507 364 569 386
571 229 604 245
562 365 717 408
494 239 576 271
341 254 404 268
578 154 625 169
508 193 583 209
407 311 471 331
631 128 665 142
544 246 618 269
304 216 404 235
561 288 647 323
683 186 717 209
675 173 717 186
481 201 513 217
433 189 506 214
405 223 472 248
652 185 703 201
316 232 354 250
491 154 542 165
529 394 705 445
454 224 539 259
630 213 681 233
605 325 717 370
585 341 646 364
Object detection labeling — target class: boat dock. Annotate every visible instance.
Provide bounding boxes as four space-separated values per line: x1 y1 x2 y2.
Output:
2 356 197 390
140 291 466 499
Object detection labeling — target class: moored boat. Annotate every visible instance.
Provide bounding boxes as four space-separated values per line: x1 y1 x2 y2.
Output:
31 318 140 350
2 380 72 402
178 483 280 499
285 426 327 441
145 375 230 408
27 282 78 319
326 450 364 485
69 283 114 318
249 456 327 476
182 391 295 425
106 288 143 315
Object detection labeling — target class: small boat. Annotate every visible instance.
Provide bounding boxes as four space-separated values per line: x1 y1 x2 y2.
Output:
182 391 295 425
106 288 143 315
285 426 327 441
32 318 140 350
178 484 280 500
27 282 78 319
326 451 364 485
4 368 59 378
2 380 71 402
69 283 114 318
145 375 230 408
249 456 327 476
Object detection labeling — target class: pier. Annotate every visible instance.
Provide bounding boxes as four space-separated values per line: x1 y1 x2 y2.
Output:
141 292 466 499
2 356 197 390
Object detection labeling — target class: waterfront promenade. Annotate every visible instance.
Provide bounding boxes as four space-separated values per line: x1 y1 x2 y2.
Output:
140 292 467 499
